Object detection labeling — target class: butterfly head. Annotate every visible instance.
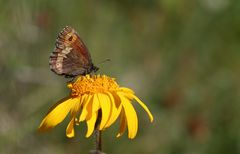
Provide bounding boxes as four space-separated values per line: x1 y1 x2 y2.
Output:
92 65 99 73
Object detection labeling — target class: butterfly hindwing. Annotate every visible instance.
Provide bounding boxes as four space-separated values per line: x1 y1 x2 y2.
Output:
49 26 98 77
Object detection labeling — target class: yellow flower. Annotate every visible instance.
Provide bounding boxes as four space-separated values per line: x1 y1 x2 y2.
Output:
38 75 153 139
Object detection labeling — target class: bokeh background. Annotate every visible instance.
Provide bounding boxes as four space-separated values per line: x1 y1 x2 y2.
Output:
0 0 239 154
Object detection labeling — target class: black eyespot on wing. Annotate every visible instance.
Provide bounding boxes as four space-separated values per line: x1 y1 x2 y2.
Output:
68 36 73 41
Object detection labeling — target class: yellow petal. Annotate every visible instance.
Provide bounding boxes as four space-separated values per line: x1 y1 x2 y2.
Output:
119 87 135 94
118 93 138 139
85 94 100 121
104 92 122 128
86 111 98 137
131 94 154 122
70 94 86 115
66 117 75 138
38 97 79 132
92 94 100 112
79 95 92 122
98 93 111 130
111 91 121 108
116 110 127 138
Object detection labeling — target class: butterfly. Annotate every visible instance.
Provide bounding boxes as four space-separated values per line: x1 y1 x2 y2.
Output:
49 26 99 78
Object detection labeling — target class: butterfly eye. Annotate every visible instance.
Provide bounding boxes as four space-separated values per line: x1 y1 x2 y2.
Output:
68 36 73 41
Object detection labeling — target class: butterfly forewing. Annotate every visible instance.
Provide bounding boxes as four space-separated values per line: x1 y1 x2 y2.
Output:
49 26 98 77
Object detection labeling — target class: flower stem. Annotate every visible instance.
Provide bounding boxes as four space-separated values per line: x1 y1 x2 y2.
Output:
95 129 102 152
89 110 104 154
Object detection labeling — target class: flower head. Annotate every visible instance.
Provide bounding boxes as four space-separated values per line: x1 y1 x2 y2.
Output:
39 75 153 139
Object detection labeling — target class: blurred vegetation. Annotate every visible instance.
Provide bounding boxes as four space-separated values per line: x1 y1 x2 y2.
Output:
0 0 239 154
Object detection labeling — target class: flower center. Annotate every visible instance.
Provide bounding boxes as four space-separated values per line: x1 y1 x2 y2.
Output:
67 75 119 96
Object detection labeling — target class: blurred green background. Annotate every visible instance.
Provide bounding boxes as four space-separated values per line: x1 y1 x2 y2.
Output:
0 0 239 153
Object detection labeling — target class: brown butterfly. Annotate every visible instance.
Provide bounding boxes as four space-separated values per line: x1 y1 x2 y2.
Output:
49 26 99 78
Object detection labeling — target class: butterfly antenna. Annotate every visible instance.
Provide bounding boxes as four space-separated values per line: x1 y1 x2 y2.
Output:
97 59 111 65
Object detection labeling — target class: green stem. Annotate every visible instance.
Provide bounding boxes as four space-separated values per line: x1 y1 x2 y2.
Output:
89 110 104 154
95 129 102 152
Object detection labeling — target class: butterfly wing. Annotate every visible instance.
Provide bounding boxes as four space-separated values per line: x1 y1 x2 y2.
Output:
49 26 98 77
